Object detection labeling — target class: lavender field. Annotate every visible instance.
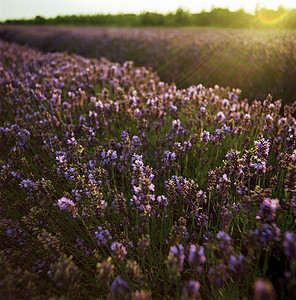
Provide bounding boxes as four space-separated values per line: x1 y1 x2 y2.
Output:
0 36 295 299
0 25 296 104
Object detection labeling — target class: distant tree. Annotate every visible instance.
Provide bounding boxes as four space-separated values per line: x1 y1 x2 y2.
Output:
3 7 296 29
140 12 165 26
34 16 46 25
175 8 191 26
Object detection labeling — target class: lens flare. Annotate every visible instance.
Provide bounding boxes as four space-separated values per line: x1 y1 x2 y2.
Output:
258 9 290 25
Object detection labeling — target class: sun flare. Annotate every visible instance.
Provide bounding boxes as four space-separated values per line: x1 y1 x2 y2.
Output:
258 9 290 25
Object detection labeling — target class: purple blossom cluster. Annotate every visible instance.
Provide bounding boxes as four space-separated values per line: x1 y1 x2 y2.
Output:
130 154 156 216
111 242 128 263
94 226 112 246
56 197 78 218
188 244 206 273
256 198 280 223
19 179 37 195
166 244 185 278
0 124 31 152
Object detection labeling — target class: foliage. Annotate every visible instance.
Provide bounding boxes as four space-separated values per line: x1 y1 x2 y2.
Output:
3 7 296 29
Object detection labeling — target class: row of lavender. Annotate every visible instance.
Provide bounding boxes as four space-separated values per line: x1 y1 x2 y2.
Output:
0 39 295 299
0 26 296 104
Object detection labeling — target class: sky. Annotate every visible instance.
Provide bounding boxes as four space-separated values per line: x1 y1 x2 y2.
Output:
1 0 296 21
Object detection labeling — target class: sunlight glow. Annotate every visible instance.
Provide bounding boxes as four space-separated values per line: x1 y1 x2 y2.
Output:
258 9 290 25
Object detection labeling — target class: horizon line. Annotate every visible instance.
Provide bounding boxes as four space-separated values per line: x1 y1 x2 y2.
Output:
1 5 295 22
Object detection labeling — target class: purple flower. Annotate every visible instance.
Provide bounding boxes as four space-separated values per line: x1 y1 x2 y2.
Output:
74 238 84 249
291 149 296 162
188 244 206 273
200 106 206 113
134 108 141 119
18 129 31 142
183 140 192 152
200 130 210 145
67 137 77 145
121 130 130 141
232 202 242 215
290 196 296 216
94 227 112 246
156 195 168 213
197 190 207 205
181 280 200 299
225 149 240 161
56 197 78 217
227 254 249 280
254 138 270 160
109 149 117 160
215 111 226 123
131 135 142 148
56 154 66 164
110 276 129 299
250 156 267 175
256 198 279 222
57 197 75 209
169 244 185 273
102 149 117 167
216 231 232 246
244 113 251 121
130 156 155 216
162 150 176 165
208 263 229 288
131 154 144 171
254 279 277 300
172 119 181 132
20 179 36 195
265 114 274 123
170 103 177 111
282 231 296 260
111 242 127 263
259 223 281 247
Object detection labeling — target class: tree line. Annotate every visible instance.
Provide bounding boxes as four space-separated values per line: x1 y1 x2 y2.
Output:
3 7 296 29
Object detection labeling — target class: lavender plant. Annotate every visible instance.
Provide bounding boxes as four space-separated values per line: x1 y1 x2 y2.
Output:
0 39 295 299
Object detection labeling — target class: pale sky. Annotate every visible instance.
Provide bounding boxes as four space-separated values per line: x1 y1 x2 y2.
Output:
1 0 295 21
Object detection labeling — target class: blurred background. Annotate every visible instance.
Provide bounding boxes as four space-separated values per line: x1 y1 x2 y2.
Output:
1 0 296 104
